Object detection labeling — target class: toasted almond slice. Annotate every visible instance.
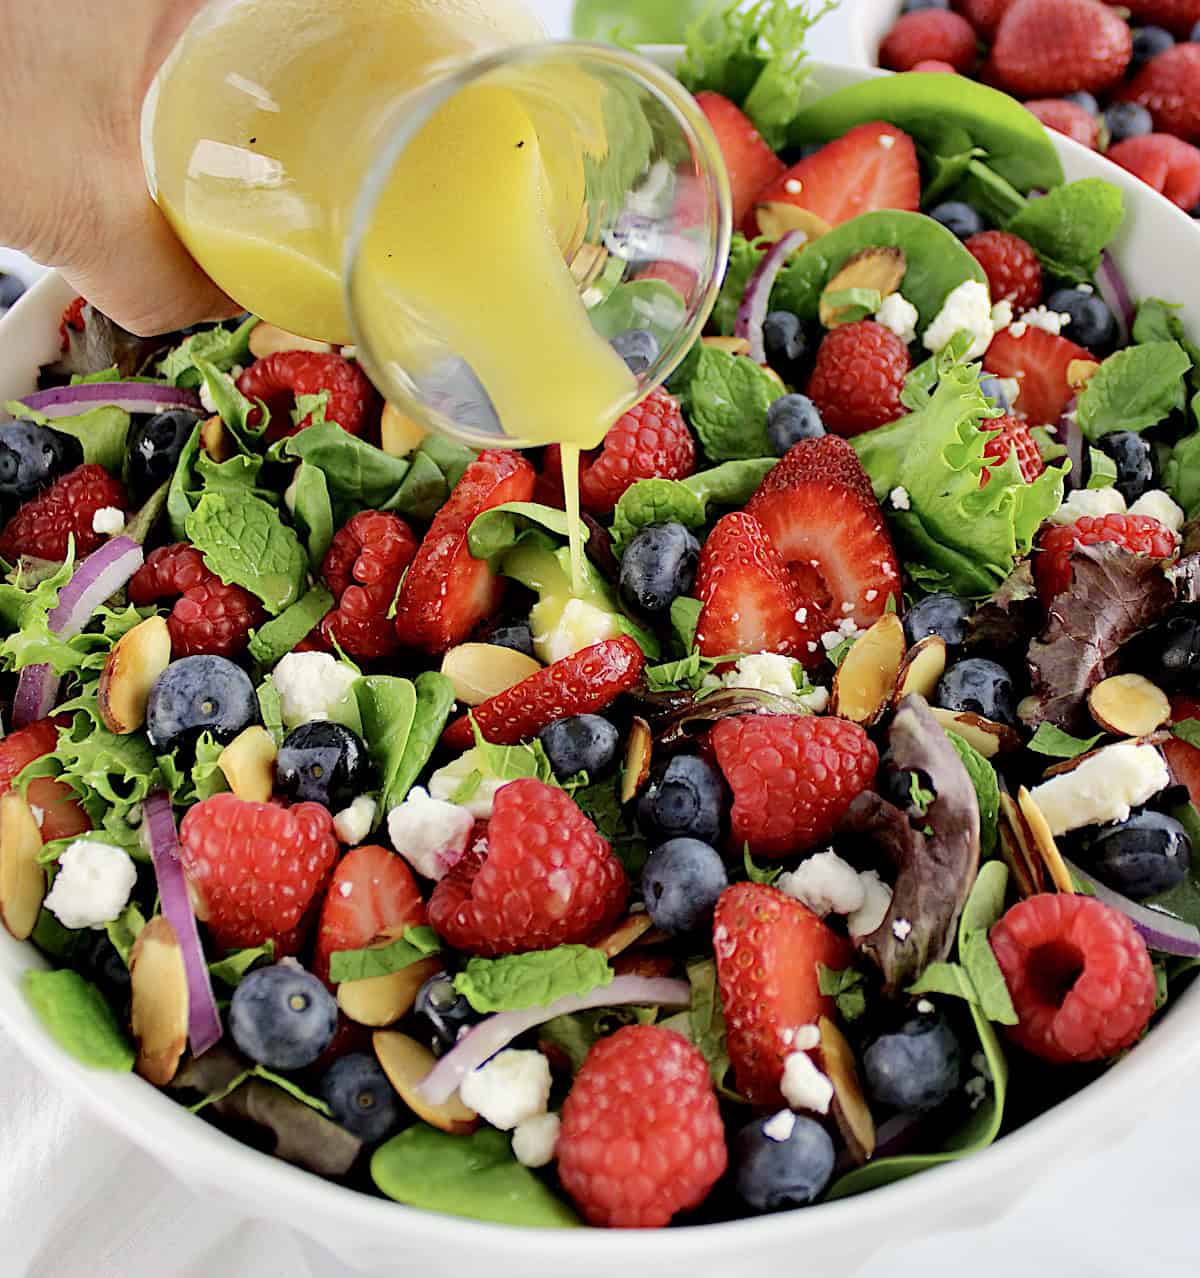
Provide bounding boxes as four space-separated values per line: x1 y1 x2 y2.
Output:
218 726 277 804
248 323 334 359
129 915 189 1086
755 203 830 243
831 613 906 726
1017 786 1075 894
702 336 752 357
818 1016 875 1164
0 792 45 941
895 636 947 706
1088 673 1170 738
929 708 1021 758
999 792 1045 895
996 813 1038 898
441 643 542 707
593 911 654 959
374 1030 479 1135
819 247 906 327
1067 358 1101 390
380 402 430 459
568 241 609 290
338 956 441 1028
621 716 652 805
200 415 233 463
98 615 172 735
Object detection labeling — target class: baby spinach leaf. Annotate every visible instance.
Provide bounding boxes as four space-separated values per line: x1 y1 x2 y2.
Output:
671 596 703 653
946 731 1000 860
284 422 412 510
1166 402 1200 520
248 585 334 671
468 502 580 562
354 676 418 815
384 449 446 521
957 861 1017 1025
289 463 334 568
330 926 443 984
22 969 135 1071
1174 719 1200 749
572 778 649 877
1076 341 1190 440
907 961 978 1003
1006 179 1124 282
385 671 457 813
682 957 732 1091
454 946 613 1014
537 1006 654 1073
818 964 868 1022
257 676 284 745
186 491 307 615
166 424 203 540
1027 723 1104 759
685 347 783 460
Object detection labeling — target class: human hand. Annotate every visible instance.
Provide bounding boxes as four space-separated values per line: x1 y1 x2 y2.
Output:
1 1 236 335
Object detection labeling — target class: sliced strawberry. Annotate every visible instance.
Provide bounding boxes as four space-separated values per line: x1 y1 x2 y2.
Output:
442 636 646 750
0 718 91 843
694 91 786 226
694 512 827 666
750 123 920 235
394 450 536 654
313 844 427 985
746 437 902 628
983 326 1092 428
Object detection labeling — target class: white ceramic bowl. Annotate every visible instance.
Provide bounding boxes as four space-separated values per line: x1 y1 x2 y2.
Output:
3 54 1200 1278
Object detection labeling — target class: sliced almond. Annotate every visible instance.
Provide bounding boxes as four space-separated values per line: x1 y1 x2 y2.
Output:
1067 358 1101 390
1042 731 1169 779
620 716 652 804
929 708 1021 759
129 915 189 1086
996 806 1038 898
754 202 831 243
831 613 906 726
0 792 45 941
98 615 172 734
568 241 609 290
218 726 277 803
895 635 947 706
612 953 675 980
200 415 233 463
373 1030 478 1135
380 402 430 459
819 247 906 328
760 364 788 391
440 643 541 707
1088 673 1170 738
1017 786 1075 894
248 323 334 359
593 911 654 959
337 956 441 1028
998 792 1045 895
702 336 752 357
818 1016 875 1164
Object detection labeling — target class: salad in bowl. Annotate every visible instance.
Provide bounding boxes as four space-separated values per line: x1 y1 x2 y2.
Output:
3 0 1200 1243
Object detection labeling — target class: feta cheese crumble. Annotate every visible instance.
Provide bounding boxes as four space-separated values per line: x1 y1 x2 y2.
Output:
780 1049 833 1115
778 850 866 918
1029 742 1171 836
762 1110 797 1142
428 748 508 819
532 597 620 666
889 486 911 511
44 840 137 930
892 917 913 942
1129 489 1185 534
512 1112 561 1168
878 133 896 149
272 652 359 728
459 1049 552 1131
91 506 125 536
333 795 377 846
873 293 919 345
387 786 473 880
990 299 1014 332
723 653 803 699
923 280 994 360
1021 305 1071 336
1050 487 1127 524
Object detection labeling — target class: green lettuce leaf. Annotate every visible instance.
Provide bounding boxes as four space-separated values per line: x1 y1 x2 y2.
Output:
158 317 259 388
1075 341 1190 440
453 946 613 1014
22 969 135 1071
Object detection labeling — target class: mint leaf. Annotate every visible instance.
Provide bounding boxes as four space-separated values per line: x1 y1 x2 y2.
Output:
671 596 703 654
744 844 783 886
1166 404 1200 521
712 234 766 336
186 491 307 615
158 317 258 387
946 731 1000 860
1174 719 1200 749
1076 342 1190 440
588 280 686 350
1027 722 1104 759
1133 298 1200 389
572 778 649 877
330 926 443 984
208 941 275 987
248 585 334 671
22 969 135 1071
685 347 783 460
817 964 868 1022
1005 178 1124 282
454 946 613 1014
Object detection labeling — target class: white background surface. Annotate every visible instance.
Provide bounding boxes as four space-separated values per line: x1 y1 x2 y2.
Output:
3 2 1199 1275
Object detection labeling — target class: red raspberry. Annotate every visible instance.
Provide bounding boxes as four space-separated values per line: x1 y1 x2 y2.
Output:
179 793 340 955
879 10 979 73
965 231 1043 311
979 415 1044 486
806 321 911 437
129 543 213 603
710 715 879 859
990 893 1156 1063
1035 513 1178 601
427 778 627 956
1107 134 1200 210
1116 43 1200 143
576 388 695 517
0 464 128 563
320 511 418 660
58 297 87 350
954 0 1015 39
557 1025 727 1228
1024 99 1099 150
987 0 1132 98
237 351 377 442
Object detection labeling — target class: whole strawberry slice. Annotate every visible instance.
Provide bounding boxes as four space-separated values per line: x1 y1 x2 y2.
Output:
746 435 903 627
751 123 920 234
1107 134 1200 210
983 326 1091 428
694 91 785 226
879 10 979 73
0 718 90 843
179 793 340 955
321 511 418 660
0 464 128 563
441 635 645 749
713 882 851 1106
1117 43 1200 142
394 449 535 654
711 715 879 858
694 512 826 666
806 320 912 437
979 415 1044 487
557 1025 727 1228
313 844 427 985
987 0 1131 97
428 778 627 956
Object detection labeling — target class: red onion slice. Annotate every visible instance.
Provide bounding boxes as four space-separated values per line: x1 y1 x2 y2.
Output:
1095 251 1133 346
143 792 223 1056
1058 397 1083 494
1065 857 1200 957
735 230 809 364
17 381 201 420
12 665 58 728
418 975 690 1106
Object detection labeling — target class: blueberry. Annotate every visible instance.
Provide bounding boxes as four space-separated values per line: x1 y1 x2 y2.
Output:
1045 287 1119 357
864 1015 961 1113
935 657 1016 725
1155 617 1200 690
733 1113 836 1212
1095 430 1155 503
767 394 825 455
229 962 338 1071
276 721 371 810
619 522 700 616
979 374 1013 413
903 592 973 651
641 838 728 934
1078 810 1191 900
539 714 620 780
902 0 949 8
1064 91 1100 117
610 328 661 376
319 1052 403 1143
928 201 986 241
1193 19 1200 41
1130 25 1175 71
1104 102 1153 145
0 273 26 310
128 409 203 499
487 620 535 657
637 754 725 844
762 311 811 385
415 972 480 1055
0 420 83 503
145 655 260 752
